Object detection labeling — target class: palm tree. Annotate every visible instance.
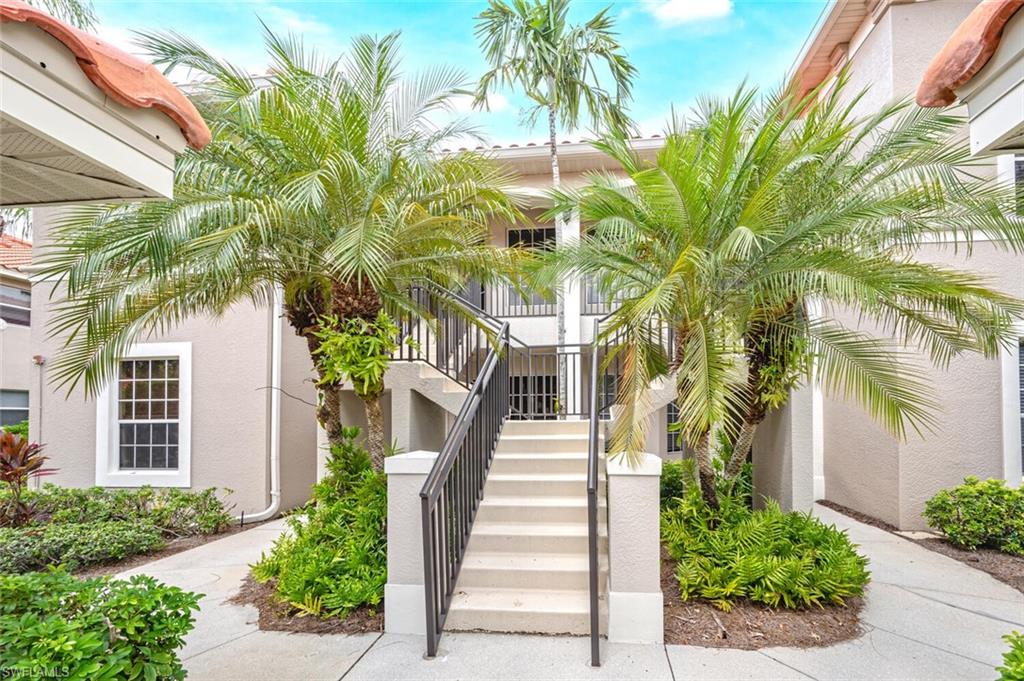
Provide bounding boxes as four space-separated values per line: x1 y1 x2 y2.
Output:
474 0 635 412
27 0 97 28
37 30 523 470
544 82 1024 506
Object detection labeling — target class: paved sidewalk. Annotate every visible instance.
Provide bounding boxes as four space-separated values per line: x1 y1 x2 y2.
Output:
119 505 1024 680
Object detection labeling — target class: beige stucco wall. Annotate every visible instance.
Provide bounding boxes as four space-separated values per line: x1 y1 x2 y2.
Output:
29 209 317 516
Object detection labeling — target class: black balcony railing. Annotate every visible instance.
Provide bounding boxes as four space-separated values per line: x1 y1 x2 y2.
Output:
473 282 555 318
581 276 626 316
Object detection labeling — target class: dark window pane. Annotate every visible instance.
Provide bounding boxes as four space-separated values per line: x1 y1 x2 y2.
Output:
119 361 133 379
152 382 165 399
167 381 179 399
119 402 133 419
167 360 179 379
134 402 149 419
152 423 167 444
119 446 134 468
151 401 165 419
168 424 179 445
167 446 178 468
151 446 167 468
166 401 178 419
136 424 151 444
134 382 149 400
134 360 149 379
134 446 151 468
0 410 28 427
0 305 30 326
119 381 132 400
152 360 166 379
119 423 135 445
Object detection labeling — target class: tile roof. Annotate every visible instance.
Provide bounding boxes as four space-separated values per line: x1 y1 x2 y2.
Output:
440 134 663 153
0 234 31 271
917 0 1024 107
0 0 211 149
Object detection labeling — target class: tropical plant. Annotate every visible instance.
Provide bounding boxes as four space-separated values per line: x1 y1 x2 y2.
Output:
252 427 386 618
474 0 635 409
0 432 55 527
36 29 523 469
1000 631 1024 681
0 419 28 439
924 477 1024 555
0 568 199 680
23 0 96 29
542 80 1024 506
0 521 165 573
313 313 400 469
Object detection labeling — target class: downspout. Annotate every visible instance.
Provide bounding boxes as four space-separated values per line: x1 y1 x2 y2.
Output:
240 285 283 524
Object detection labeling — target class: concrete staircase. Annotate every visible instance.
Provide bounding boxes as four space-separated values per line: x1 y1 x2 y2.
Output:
446 419 608 635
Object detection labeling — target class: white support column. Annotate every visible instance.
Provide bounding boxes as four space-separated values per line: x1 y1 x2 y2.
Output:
384 450 438 634
564 209 583 415
606 452 663 644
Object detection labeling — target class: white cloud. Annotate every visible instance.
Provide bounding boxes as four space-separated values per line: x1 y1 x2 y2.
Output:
262 5 332 35
450 92 510 114
644 0 733 26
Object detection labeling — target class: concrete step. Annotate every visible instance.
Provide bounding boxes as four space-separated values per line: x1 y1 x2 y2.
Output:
475 495 605 523
458 551 607 590
466 521 606 553
502 419 592 436
483 473 596 497
446 587 598 635
490 452 590 475
496 434 592 454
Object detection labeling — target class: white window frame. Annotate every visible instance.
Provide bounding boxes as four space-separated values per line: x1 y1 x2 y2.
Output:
95 341 191 487
0 389 29 426
999 325 1024 486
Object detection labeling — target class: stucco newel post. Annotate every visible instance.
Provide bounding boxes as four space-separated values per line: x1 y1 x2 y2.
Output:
606 452 664 644
383 450 439 634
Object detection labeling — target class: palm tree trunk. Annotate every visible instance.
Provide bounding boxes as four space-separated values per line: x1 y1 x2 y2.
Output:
725 420 757 478
693 430 719 510
549 104 568 416
361 392 386 471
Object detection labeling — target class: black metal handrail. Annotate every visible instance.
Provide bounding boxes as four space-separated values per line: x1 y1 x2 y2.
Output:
585 315 612 667
420 321 511 657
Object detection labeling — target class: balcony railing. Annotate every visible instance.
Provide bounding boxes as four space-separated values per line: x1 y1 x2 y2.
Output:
581 276 625 316
472 282 555 318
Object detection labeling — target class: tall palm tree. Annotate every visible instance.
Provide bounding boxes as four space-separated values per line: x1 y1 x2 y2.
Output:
543 82 1024 506
37 30 523 470
27 0 97 28
474 0 635 411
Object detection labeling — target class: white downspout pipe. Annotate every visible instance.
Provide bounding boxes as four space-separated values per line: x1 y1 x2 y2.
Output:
240 285 283 524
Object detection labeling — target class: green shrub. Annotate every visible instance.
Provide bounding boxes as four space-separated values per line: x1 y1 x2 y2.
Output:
661 486 870 611
0 521 164 573
0 568 200 680
999 631 1024 681
23 484 234 535
923 477 1024 555
661 459 692 506
1 420 28 438
252 427 386 618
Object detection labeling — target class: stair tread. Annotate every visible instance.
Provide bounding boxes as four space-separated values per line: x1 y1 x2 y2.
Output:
450 587 590 613
500 434 591 441
471 521 604 536
479 495 603 507
487 473 589 481
492 452 590 459
462 551 606 570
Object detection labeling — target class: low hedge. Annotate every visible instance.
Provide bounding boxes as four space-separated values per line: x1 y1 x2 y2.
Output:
0 521 165 573
662 484 869 611
252 426 386 618
924 477 1024 555
0 568 200 680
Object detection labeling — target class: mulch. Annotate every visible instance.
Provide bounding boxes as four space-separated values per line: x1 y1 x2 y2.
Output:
229 574 384 635
661 548 864 650
75 521 266 579
816 500 1024 597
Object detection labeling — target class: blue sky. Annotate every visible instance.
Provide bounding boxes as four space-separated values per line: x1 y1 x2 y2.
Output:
94 0 827 144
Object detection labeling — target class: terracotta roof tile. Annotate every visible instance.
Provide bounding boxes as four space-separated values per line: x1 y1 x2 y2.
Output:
0 234 32 271
0 0 211 149
917 0 1024 107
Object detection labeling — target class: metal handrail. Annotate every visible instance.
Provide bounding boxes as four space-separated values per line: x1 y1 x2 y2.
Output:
586 317 602 667
420 321 511 657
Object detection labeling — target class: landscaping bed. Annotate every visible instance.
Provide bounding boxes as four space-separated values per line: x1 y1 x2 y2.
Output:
662 547 863 649
230 574 383 635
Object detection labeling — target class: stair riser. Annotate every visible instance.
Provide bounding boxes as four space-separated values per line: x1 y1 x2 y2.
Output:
458 566 605 590
476 504 590 524
489 457 588 475
502 420 592 436
496 438 591 454
468 533 605 554
484 478 587 497
446 608 590 635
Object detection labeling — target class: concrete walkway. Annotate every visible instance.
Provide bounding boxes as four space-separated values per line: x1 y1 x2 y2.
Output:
119 504 1024 680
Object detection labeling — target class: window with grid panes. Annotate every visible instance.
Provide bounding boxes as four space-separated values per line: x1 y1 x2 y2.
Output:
116 358 180 469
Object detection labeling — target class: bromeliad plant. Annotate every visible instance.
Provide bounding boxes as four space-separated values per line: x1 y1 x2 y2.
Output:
541 80 1024 507
0 432 56 527
313 313 400 470
36 29 523 470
